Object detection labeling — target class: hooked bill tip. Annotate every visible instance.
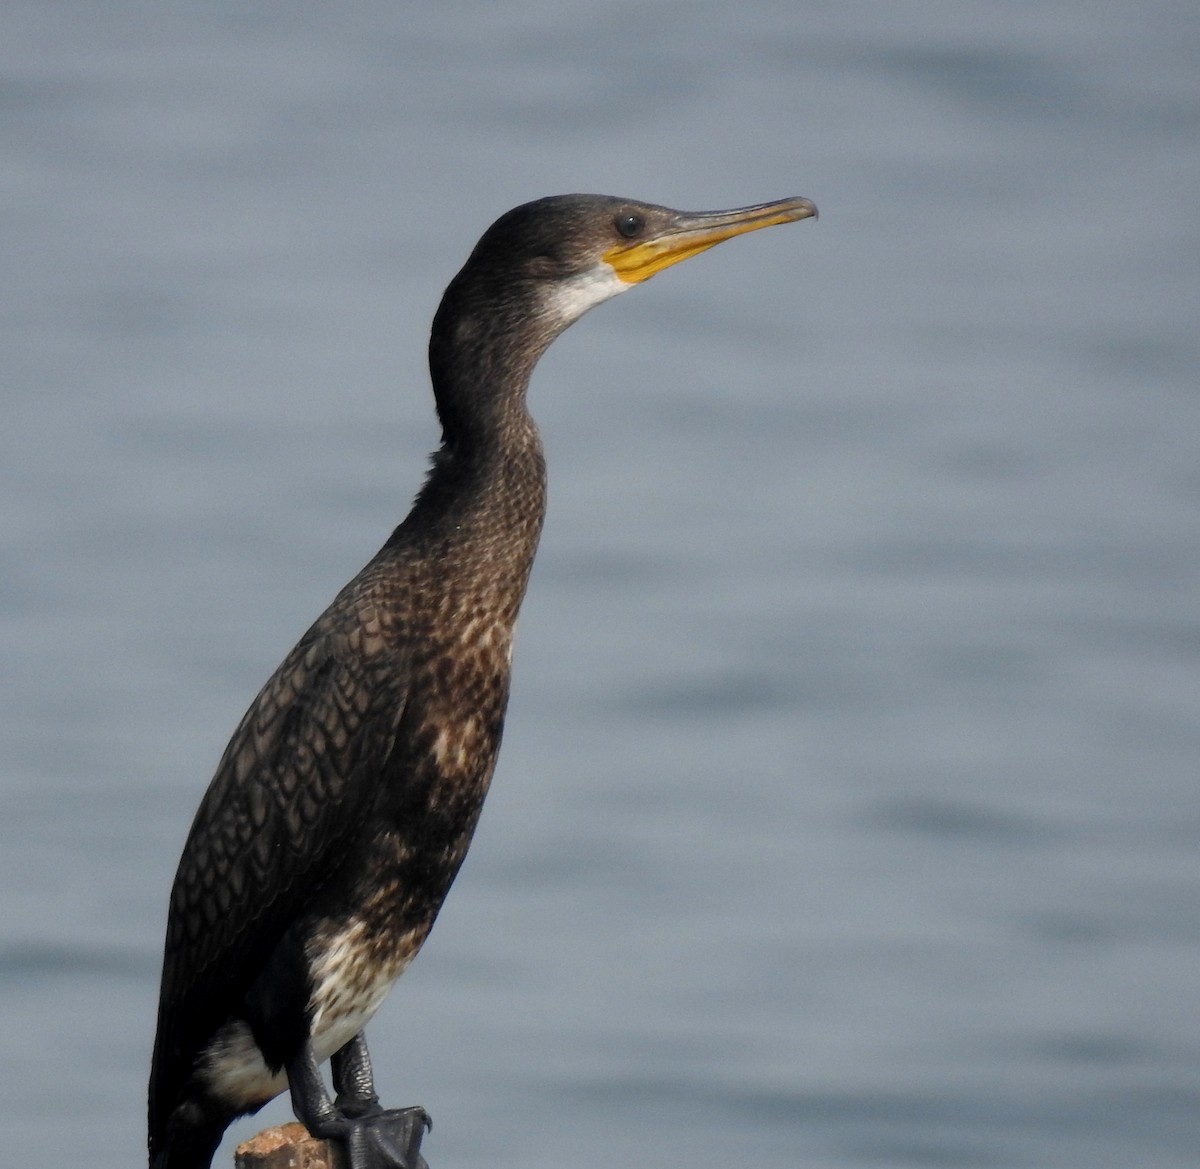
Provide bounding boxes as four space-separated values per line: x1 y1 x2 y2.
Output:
780 196 818 221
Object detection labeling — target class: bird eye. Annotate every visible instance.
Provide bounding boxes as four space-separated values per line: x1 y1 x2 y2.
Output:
614 213 644 239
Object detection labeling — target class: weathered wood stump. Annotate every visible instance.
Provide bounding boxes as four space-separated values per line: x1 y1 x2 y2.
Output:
235 1123 343 1169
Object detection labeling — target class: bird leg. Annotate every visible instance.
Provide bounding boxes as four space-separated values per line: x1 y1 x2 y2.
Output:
287 1040 431 1169
332 1033 382 1117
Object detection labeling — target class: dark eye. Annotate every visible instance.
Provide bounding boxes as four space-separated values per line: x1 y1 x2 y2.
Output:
614 212 644 239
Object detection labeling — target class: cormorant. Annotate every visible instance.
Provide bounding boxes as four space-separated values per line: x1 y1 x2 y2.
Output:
149 193 817 1169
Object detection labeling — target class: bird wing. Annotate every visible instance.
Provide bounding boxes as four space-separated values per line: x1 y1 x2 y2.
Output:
149 601 409 1143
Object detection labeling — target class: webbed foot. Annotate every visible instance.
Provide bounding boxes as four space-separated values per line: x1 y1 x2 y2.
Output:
316 1105 431 1169
289 1037 431 1168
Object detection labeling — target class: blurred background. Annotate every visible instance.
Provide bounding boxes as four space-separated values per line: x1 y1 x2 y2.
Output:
3 2 1198 1167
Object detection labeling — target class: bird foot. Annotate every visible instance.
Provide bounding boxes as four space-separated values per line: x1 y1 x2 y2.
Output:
321 1106 431 1169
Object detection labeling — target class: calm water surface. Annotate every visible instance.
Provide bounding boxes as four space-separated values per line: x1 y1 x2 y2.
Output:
3 3 1198 1167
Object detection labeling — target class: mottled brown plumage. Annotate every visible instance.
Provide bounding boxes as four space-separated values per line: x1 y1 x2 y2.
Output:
149 193 815 1169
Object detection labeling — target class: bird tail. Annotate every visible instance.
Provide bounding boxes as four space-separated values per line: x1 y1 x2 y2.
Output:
149 1097 228 1169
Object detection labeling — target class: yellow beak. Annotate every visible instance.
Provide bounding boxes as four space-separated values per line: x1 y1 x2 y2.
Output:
603 196 817 284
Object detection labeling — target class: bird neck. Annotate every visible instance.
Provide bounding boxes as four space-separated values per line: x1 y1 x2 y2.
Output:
427 276 558 449
430 353 541 460
404 274 560 572
406 319 548 565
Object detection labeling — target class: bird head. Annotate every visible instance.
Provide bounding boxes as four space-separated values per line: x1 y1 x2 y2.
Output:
448 193 817 332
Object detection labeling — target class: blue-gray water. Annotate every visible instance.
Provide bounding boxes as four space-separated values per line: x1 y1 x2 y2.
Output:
3 3 1198 1167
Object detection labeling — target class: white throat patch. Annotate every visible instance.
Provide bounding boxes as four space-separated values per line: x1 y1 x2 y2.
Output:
544 263 631 328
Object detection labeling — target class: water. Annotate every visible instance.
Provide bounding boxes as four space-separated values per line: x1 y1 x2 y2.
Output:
3 2 1198 1166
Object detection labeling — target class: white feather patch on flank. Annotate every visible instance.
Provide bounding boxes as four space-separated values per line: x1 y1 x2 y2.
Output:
200 1020 288 1109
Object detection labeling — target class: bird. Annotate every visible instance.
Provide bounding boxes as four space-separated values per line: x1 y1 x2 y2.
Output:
148 192 817 1169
